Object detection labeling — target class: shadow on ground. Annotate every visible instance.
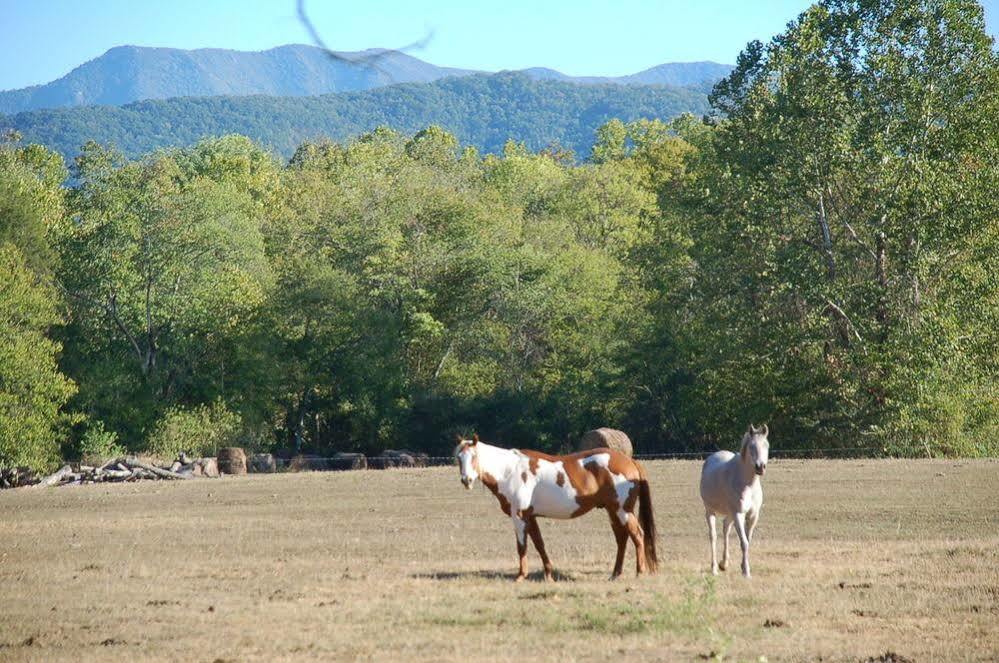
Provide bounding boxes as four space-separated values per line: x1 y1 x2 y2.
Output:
412 569 578 582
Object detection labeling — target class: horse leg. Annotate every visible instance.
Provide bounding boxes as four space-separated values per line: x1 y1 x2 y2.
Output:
607 509 629 579
719 517 732 571
623 510 647 576
746 507 760 543
706 513 718 575
511 515 529 582
526 516 554 582
733 512 751 578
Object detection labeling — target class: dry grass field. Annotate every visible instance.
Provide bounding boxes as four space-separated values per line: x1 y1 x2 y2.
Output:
1 458 997 661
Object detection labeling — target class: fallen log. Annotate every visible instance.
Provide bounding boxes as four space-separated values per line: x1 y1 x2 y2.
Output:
36 465 74 487
26 453 222 488
100 469 132 480
197 457 219 478
126 459 190 480
98 457 122 472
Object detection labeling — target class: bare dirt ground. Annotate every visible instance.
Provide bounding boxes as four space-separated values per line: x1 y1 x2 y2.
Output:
1 459 997 661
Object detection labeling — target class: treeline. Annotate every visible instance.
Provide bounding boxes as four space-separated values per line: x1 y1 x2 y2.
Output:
1 0 997 471
3 72 711 163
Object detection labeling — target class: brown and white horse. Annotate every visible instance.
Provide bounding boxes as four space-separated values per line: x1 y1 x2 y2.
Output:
455 435 658 581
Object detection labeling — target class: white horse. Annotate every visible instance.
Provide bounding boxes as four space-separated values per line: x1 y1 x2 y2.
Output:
699 424 769 578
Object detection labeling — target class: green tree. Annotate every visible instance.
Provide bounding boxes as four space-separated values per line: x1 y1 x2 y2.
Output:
0 244 76 471
0 136 67 275
591 118 628 164
59 138 277 444
266 128 646 454
0 138 75 471
688 0 999 453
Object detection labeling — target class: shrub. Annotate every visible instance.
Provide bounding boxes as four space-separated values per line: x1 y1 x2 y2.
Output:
146 401 241 460
79 421 126 464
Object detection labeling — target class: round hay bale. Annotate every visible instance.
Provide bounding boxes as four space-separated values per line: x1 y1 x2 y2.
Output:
217 447 247 475
330 452 367 471
288 454 330 472
249 453 277 473
370 449 429 469
578 428 633 457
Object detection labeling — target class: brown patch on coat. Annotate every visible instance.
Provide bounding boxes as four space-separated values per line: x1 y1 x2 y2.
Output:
556 472 565 486
516 448 642 518
528 456 540 475
479 471 512 516
574 460 625 516
521 471 528 483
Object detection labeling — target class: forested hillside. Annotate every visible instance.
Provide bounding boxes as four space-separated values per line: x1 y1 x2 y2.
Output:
4 73 712 161
1 0 996 472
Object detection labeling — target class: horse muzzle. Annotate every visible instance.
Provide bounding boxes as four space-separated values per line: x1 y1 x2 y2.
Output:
755 464 767 476
461 477 474 489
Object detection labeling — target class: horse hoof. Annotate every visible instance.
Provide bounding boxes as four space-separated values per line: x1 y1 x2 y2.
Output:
718 562 727 571
514 575 526 583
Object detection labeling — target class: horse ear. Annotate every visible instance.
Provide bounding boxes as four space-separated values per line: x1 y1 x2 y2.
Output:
472 433 479 444
762 423 768 437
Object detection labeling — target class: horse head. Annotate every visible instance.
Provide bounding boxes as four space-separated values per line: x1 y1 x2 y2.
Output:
455 433 480 489
742 424 770 476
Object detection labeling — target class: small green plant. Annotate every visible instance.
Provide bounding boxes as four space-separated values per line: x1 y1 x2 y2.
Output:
572 575 718 636
79 421 126 464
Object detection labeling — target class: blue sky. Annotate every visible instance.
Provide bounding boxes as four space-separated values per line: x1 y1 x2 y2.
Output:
3 0 998 91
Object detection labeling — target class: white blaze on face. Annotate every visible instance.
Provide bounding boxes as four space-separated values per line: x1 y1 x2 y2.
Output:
757 438 769 465
747 434 769 474
457 443 478 489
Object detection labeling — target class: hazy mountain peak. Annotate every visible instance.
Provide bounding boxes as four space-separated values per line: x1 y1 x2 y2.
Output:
0 44 732 115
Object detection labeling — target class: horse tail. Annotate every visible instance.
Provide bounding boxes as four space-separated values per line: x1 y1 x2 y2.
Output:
636 460 659 573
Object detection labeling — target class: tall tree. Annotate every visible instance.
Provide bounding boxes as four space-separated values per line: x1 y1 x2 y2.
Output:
0 138 75 471
690 0 999 453
59 138 277 441
0 244 76 471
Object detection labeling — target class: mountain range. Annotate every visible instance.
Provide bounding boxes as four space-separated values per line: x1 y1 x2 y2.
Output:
0 44 733 115
7 73 715 162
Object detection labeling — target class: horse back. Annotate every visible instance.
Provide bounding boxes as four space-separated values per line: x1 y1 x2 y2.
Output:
517 446 643 482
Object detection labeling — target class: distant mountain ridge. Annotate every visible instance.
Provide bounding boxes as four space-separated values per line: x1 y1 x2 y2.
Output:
0 44 733 115
7 72 714 162
517 61 734 89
